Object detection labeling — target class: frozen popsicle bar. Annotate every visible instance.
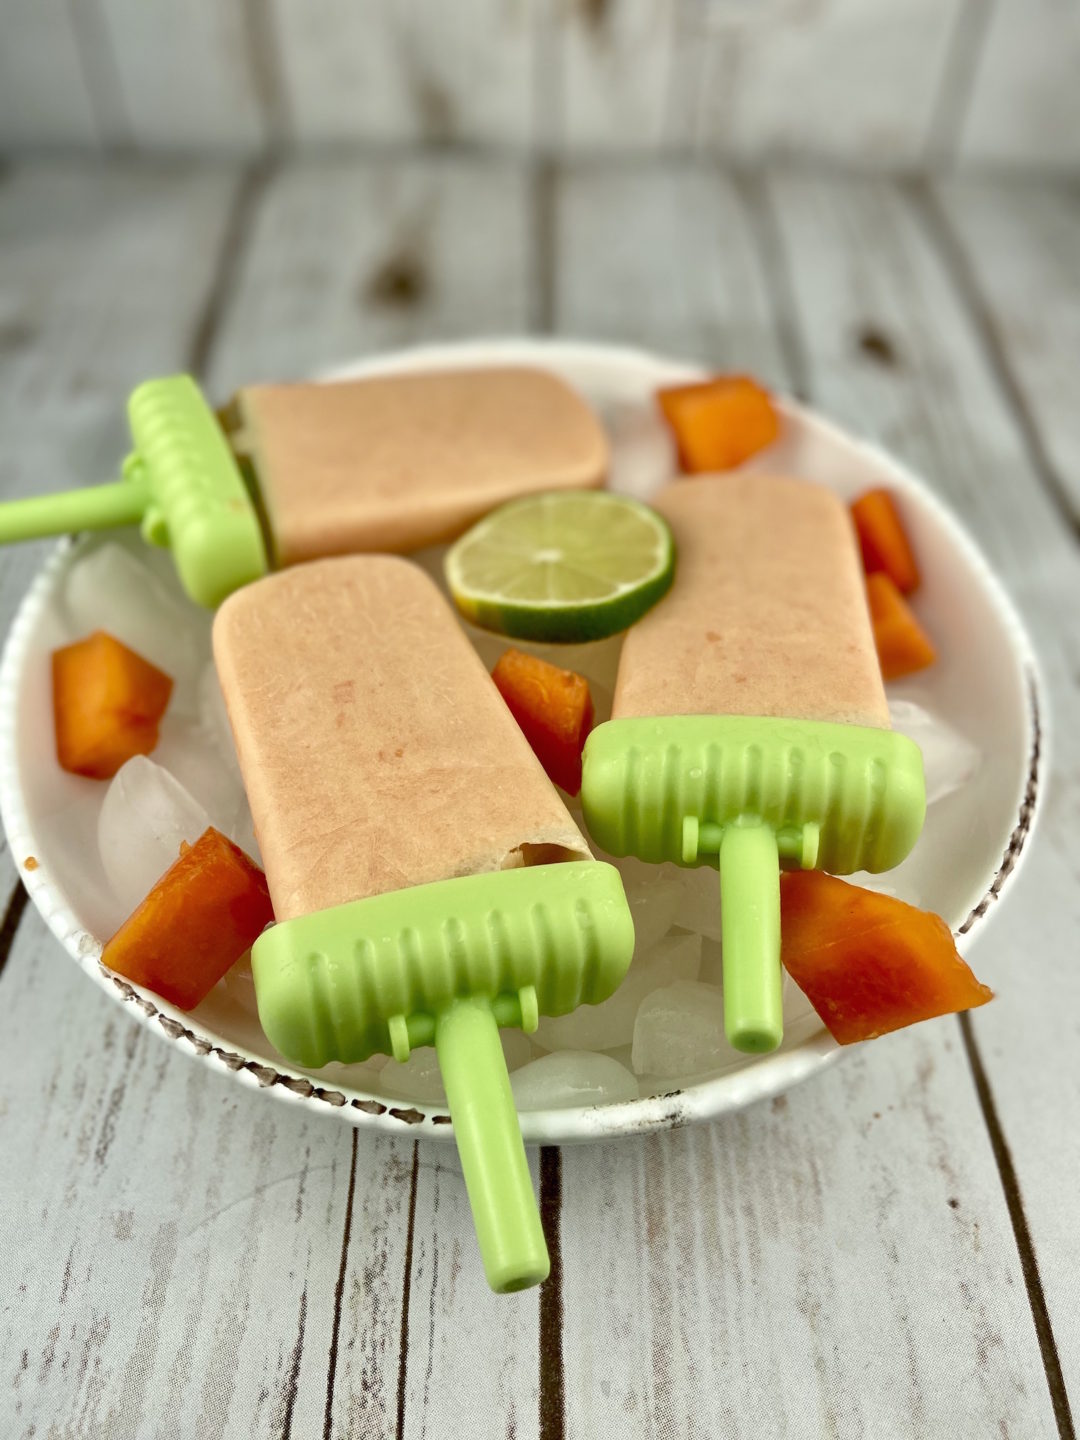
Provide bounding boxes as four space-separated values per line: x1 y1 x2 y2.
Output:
224 367 609 565
582 474 926 1052
0 368 607 608
213 555 633 1291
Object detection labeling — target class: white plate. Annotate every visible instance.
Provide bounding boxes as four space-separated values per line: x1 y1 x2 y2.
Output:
0 339 1043 1144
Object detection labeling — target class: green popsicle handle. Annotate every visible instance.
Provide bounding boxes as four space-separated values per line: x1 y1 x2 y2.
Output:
435 995 549 1293
0 475 150 543
719 821 784 1054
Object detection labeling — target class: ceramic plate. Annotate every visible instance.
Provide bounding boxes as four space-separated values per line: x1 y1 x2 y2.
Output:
0 339 1042 1144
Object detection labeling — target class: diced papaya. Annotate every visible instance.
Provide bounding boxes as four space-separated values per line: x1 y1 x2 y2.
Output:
492 648 594 795
851 488 920 594
53 630 173 779
102 827 274 1011
780 871 992 1045
866 573 936 681
656 375 780 473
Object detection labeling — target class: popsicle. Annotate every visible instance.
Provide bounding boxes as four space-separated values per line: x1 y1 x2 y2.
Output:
581 474 926 1053
213 555 634 1291
221 367 608 566
0 368 607 607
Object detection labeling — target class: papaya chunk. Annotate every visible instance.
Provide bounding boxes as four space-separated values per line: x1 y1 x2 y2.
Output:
866 572 936 680
657 375 780 473
102 827 274 1011
492 648 594 795
780 871 992 1045
852 488 920 594
53 630 173 779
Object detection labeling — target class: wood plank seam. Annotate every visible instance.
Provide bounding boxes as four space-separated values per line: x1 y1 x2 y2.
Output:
958 1011 1078 1440
530 155 557 335
394 1142 420 1440
237 0 292 152
64 0 132 149
908 179 1080 540
733 168 811 401
924 0 997 168
323 1128 359 1440
0 880 29 983
539 1147 565 1440
278 1286 307 1440
188 160 280 383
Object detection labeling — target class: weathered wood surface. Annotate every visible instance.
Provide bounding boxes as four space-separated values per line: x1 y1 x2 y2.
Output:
0 160 1077 1440
0 162 239 903
4 0 1080 169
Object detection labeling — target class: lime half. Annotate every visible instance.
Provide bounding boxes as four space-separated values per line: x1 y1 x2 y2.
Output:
445 491 675 642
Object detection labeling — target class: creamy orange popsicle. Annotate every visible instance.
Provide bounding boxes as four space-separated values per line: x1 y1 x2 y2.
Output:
224 367 609 566
582 473 926 1054
615 474 889 728
213 555 591 920
212 555 633 1292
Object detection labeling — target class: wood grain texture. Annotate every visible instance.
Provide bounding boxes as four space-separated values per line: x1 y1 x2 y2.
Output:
958 0 1080 170
554 163 786 380
0 906 418 1440
0 1 100 149
92 0 266 151
270 0 535 148
687 0 966 167
555 0 694 152
2 159 1079 1439
204 155 532 396
933 179 1080 528
551 162 1068 1439
1 0 1079 168
400 1148 542 1439
767 170 1080 1419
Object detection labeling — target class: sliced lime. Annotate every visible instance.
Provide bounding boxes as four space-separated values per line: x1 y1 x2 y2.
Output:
445 491 675 642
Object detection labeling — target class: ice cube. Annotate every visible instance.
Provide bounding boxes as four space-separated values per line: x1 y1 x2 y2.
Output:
220 952 259 1016
379 1030 531 1105
782 971 819 1030
631 979 744 1078
511 1051 639 1111
62 541 209 711
604 400 678 502
197 663 244 785
98 756 211 918
533 931 701 1052
500 1027 534 1071
227 800 262 866
608 854 684 955
380 1047 446 1103
152 713 246 831
668 864 724 941
888 697 981 805
698 934 724 987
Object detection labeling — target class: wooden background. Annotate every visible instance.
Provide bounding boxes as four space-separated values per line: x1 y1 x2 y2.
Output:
0 154 1078 1437
1 0 1079 169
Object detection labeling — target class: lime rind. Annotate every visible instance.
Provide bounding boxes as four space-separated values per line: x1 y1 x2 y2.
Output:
445 491 676 643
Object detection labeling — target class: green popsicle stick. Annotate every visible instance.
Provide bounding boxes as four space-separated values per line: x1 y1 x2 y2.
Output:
581 713 926 1054
0 375 267 607
252 860 635 1293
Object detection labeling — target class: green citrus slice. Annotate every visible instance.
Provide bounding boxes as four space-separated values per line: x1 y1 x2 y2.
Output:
445 491 675 642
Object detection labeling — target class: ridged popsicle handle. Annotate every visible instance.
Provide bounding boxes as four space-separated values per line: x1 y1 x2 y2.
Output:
436 995 549 1293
